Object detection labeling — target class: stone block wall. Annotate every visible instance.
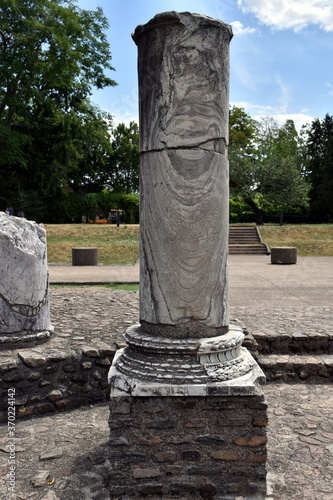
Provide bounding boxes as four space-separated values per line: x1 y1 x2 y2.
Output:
109 394 268 499
0 343 115 423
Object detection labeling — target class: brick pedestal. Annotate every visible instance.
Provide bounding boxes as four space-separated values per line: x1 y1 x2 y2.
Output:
109 392 267 499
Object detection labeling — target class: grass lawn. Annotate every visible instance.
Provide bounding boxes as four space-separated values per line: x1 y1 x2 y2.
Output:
45 224 140 265
259 224 333 256
45 223 333 264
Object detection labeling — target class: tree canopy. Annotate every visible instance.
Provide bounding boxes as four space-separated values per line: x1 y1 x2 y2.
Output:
0 3 331 225
0 0 116 220
304 113 333 221
229 107 310 224
0 0 116 126
108 121 139 193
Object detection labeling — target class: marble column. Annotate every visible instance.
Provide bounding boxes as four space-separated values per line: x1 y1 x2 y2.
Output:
109 12 267 499
0 213 53 348
138 12 230 334
110 11 263 392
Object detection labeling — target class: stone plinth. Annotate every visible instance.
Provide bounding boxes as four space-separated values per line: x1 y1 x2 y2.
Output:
271 247 297 264
0 213 53 348
72 247 98 266
109 327 267 498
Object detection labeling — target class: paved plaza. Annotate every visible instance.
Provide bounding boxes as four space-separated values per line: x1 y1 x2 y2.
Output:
0 255 332 499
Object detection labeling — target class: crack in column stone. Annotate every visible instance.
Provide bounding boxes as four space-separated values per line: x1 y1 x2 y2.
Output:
141 137 228 156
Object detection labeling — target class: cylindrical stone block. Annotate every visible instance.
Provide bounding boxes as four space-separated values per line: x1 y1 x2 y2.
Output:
72 247 98 266
0 213 53 347
133 12 232 334
271 247 297 265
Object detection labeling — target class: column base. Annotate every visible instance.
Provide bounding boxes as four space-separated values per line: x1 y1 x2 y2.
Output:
109 352 267 499
0 326 54 350
109 347 265 397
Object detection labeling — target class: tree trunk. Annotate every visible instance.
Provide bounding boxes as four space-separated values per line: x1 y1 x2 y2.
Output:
245 197 264 225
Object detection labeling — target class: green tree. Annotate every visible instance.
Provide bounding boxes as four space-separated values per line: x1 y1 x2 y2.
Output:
305 114 333 221
17 100 114 221
0 0 116 220
253 118 310 224
108 121 139 193
229 106 260 221
66 103 114 194
229 108 310 224
229 105 257 151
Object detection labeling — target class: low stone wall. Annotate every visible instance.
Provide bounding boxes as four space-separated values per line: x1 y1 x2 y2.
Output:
253 331 333 355
1 330 332 424
258 354 333 382
0 342 116 423
109 394 268 499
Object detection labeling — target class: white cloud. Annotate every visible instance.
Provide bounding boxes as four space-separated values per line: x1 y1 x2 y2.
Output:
111 110 139 128
321 83 333 96
231 101 314 130
230 21 256 35
254 113 315 131
231 101 274 112
275 74 291 113
232 64 259 91
238 0 333 32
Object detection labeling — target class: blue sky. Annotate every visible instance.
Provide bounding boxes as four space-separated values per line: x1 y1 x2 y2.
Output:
77 0 333 131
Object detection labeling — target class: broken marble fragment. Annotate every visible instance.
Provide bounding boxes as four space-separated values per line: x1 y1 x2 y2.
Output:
0 212 53 345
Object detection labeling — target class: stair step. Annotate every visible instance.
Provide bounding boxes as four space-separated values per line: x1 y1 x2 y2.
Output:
229 229 258 232
230 235 259 239
229 251 267 255
228 226 268 254
256 354 333 382
252 331 333 355
229 240 261 244
229 244 268 255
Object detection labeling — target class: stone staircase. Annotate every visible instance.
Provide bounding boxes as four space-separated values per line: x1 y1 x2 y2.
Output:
229 226 269 255
242 328 333 382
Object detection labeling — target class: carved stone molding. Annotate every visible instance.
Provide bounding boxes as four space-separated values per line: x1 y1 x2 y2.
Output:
112 323 258 387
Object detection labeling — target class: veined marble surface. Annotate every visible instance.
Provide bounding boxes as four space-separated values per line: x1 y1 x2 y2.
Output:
0 212 52 336
134 12 232 331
